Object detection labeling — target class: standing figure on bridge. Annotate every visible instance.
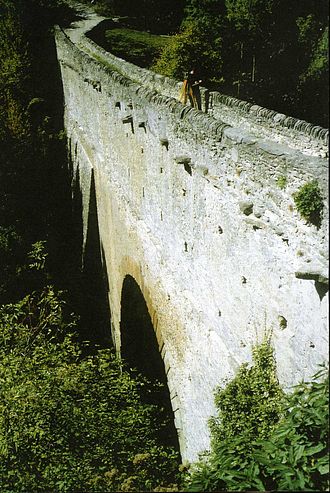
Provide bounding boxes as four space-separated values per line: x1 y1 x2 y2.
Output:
180 68 202 110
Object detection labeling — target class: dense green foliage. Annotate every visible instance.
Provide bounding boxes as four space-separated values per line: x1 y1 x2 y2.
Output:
249 367 329 490
0 263 180 492
209 340 284 447
152 19 223 82
293 180 324 226
185 341 329 492
185 340 284 491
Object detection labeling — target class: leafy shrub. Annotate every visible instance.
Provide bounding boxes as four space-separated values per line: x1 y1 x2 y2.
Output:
293 180 324 226
152 19 223 83
210 339 284 449
185 340 329 492
185 338 283 491
0 286 181 492
250 366 329 491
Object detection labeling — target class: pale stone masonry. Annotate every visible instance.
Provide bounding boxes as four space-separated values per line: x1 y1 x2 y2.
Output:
55 10 328 462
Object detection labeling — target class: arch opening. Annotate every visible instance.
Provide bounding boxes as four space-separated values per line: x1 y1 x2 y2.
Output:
120 275 180 453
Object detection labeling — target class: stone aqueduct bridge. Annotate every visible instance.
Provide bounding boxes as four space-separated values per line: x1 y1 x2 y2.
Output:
55 10 329 461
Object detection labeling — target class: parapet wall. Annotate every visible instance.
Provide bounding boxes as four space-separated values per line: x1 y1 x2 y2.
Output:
81 29 181 100
84 24 328 151
55 24 329 461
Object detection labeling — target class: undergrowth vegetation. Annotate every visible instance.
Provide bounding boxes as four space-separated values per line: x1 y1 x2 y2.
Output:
185 340 329 492
0 247 181 492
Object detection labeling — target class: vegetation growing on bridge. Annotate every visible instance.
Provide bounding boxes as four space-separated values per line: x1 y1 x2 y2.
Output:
294 180 324 227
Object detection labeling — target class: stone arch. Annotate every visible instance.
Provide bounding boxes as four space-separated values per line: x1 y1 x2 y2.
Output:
120 275 163 380
119 271 181 453
117 257 164 351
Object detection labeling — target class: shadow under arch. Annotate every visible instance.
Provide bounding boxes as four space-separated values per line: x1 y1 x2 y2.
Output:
120 274 180 453
80 169 112 345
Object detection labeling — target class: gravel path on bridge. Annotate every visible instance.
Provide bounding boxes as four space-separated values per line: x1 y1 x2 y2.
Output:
64 1 104 44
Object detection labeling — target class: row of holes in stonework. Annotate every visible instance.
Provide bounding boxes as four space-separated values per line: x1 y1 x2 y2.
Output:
92 93 321 255
117 100 211 179
117 100 171 149
117 99 212 181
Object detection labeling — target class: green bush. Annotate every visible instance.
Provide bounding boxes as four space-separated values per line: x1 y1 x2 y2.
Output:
293 180 324 226
185 338 283 491
152 19 223 83
250 366 329 491
0 283 181 492
210 339 284 447
185 339 329 492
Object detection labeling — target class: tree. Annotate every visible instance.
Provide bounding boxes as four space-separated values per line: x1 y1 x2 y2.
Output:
225 0 274 31
225 0 275 91
152 18 223 83
184 0 227 22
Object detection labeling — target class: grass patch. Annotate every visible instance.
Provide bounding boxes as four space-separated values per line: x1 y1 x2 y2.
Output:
104 28 171 68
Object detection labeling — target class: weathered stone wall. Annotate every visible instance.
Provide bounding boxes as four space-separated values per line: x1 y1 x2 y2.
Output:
55 25 329 462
